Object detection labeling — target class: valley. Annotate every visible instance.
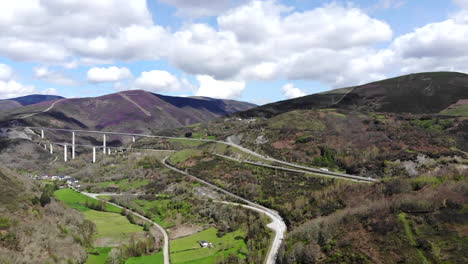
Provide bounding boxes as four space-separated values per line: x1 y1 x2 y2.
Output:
0 72 467 264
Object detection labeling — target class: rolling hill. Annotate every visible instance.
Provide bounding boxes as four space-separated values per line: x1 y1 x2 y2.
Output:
0 166 94 263
1 90 256 134
0 94 64 111
239 72 468 118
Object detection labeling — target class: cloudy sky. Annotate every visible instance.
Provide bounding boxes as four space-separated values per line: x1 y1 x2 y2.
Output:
0 0 467 103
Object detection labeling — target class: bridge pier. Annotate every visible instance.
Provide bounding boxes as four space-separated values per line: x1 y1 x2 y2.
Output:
72 131 76 160
64 144 68 162
132 136 136 143
50 144 53 154
103 134 106 154
44 144 47 150
107 148 111 155
92 147 96 163
41 129 44 139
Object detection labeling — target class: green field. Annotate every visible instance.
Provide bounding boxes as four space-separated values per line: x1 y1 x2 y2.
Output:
54 188 122 213
86 247 111 264
125 252 164 264
169 149 203 164
170 227 247 264
84 210 144 239
133 199 174 228
439 103 468 116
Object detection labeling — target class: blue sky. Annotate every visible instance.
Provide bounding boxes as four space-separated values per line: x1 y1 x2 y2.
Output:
0 0 467 104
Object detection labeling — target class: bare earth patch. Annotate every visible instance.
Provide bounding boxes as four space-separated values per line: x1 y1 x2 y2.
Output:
168 225 204 240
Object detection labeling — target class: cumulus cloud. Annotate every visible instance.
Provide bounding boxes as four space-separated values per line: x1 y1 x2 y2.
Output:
159 0 245 18
195 75 245 99
1 0 468 95
0 0 161 62
87 66 133 83
0 64 13 81
133 70 182 93
171 1 393 86
281 83 306 99
0 80 36 99
34 66 78 86
385 0 468 74
39 88 58 95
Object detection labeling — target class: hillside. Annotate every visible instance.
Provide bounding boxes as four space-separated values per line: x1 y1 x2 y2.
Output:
0 166 94 263
0 94 64 111
239 72 468 118
1 90 256 134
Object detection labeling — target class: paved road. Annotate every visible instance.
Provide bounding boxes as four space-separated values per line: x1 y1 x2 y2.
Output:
23 125 376 183
224 138 377 182
216 154 374 183
163 157 286 264
81 191 170 264
20 98 66 119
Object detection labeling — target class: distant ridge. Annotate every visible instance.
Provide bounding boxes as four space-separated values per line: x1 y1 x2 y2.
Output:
238 71 468 118
2 90 256 134
0 94 64 111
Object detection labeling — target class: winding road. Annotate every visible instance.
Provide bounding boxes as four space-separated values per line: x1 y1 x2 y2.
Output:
163 157 286 264
81 191 170 264
20 98 66 119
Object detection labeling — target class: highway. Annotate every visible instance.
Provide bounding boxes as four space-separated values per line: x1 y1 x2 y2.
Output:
163 157 286 264
23 126 377 182
81 191 170 264
215 154 373 183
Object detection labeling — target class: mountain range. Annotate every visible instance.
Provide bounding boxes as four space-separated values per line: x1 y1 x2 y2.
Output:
0 94 64 111
0 90 256 134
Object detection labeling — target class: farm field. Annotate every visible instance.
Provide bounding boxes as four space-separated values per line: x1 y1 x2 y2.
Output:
170 227 247 264
84 210 144 239
86 248 111 264
125 252 164 264
54 189 146 264
54 188 122 213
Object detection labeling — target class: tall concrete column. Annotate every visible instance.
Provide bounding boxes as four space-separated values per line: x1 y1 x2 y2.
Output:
41 129 44 139
103 134 106 154
132 136 136 143
64 144 68 162
44 144 47 150
50 144 53 154
107 148 111 155
72 131 76 159
92 147 96 163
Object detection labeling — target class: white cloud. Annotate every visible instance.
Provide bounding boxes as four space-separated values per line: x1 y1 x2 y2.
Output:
386 1 468 74
39 88 58 95
281 83 306 99
0 64 13 81
170 1 393 86
34 66 78 86
159 0 245 18
87 66 132 83
0 0 160 62
0 80 36 99
195 75 245 99
133 70 182 93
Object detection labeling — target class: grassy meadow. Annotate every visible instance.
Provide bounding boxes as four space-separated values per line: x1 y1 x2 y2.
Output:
170 227 247 264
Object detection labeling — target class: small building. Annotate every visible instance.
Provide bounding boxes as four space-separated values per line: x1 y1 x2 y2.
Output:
199 240 213 248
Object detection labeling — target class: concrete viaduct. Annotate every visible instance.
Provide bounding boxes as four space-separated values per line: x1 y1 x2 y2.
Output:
23 126 377 183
